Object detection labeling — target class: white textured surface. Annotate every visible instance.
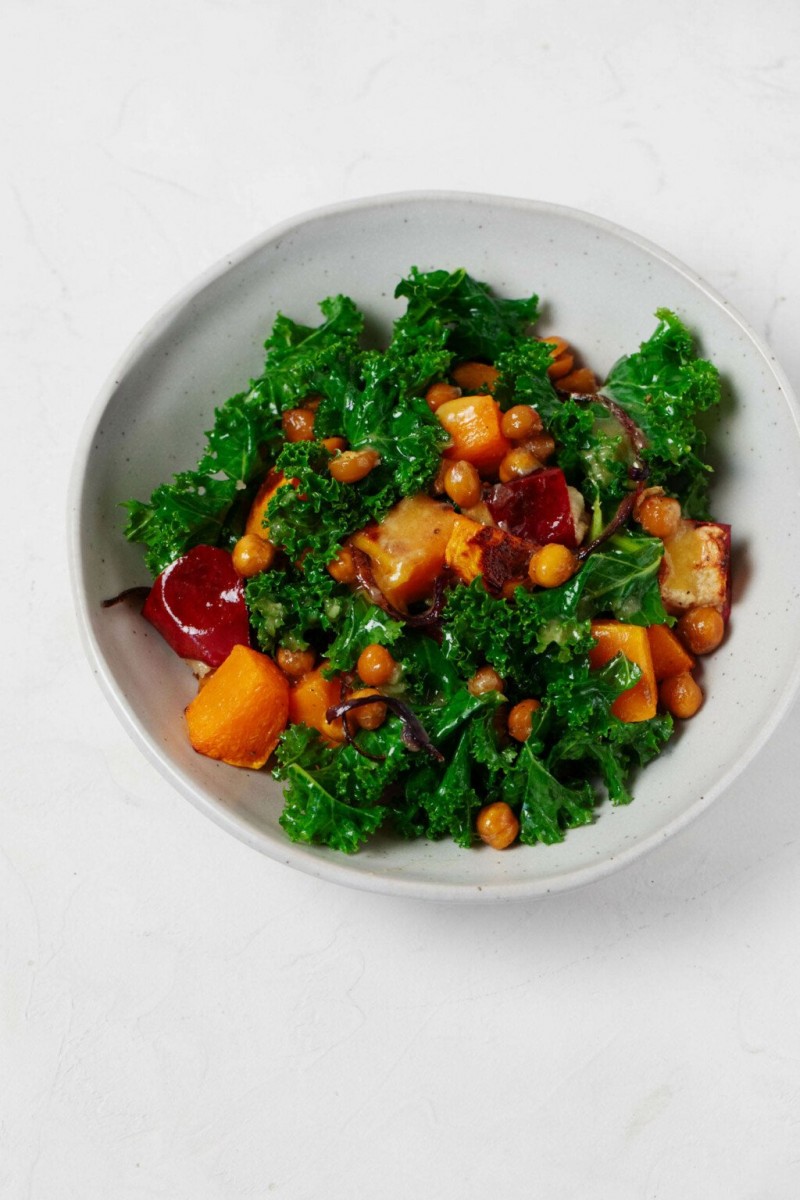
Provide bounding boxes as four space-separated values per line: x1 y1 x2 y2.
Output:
4 1 800 1196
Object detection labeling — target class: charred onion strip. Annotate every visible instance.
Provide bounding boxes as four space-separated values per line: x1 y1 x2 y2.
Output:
326 694 445 763
566 391 650 561
351 547 449 628
575 488 642 561
334 676 386 763
101 585 151 609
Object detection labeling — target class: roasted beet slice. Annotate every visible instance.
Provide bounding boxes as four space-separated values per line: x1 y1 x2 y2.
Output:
142 544 250 667
486 467 577 547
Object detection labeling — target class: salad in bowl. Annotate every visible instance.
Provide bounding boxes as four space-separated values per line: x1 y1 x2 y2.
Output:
118 266 731 856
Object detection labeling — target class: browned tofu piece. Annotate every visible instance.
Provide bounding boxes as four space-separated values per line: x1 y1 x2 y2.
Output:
659 520 731 619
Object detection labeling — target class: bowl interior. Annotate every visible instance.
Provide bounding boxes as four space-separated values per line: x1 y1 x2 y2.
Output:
71 193 800 899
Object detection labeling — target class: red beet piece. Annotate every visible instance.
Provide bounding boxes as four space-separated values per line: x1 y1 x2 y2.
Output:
485 467 577 547
142 545 250 667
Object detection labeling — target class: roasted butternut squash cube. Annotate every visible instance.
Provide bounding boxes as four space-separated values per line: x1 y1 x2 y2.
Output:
435 393 512 474
185 644 289 768
288 663 346 743
647 623 696 681
350 495 457 609
450 361 500 393
245 469 296 541
589 620 657 723
445 514 533 597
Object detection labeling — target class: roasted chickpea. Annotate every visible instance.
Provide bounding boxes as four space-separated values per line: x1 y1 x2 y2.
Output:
499 447 540 483
677 606 725 655
547 352 575 380
321 436 347 454
425 381 461 411
431 458 449 495
539 335 569 358
329 448 380 484
659 671 703 718
232 533 276 577
327 544 357 585
500 404 542 441
451 361 499 393
507 698 541 743
476 801 519 850
444 460 482 509
528 544 578 589
523 433 556 462
636 494 682 539
468 666 505 696
347 688 387 731
276 646 316 678
357 643 397 686
281 407 316 443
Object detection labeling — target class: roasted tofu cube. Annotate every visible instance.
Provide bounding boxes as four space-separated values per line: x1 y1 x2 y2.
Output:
659 520 731 619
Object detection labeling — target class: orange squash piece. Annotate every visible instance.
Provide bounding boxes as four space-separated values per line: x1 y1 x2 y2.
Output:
445 514 532 596
647 623 696 681
350 494 457 610
245 469 296 541
185 644 290 768
435 393 512 474
589 620 657 723
450 361 500 393
288 663 346 743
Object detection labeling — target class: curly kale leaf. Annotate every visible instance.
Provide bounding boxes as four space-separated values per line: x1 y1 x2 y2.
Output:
604 308 722 516
502 741 596 845
403 728 483 847
278 765 386 853
394 267 540 364
246 557 348 654
548 714 673 807
265 441 381 566
124 394 277 576
531 531 669 627
124 295 365 578
257 294 365 413
495 337 565 413
323 594 405 675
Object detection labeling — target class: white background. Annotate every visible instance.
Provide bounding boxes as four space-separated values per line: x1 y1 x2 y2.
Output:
4 1 800 1196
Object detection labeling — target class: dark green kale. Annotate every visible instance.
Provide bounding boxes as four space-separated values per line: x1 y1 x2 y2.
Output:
124 395 279 577
502 741 596 845
548 713 673 807
394 267 540 363
246 557 348 655
603 308 721 516
124 294 365 577
323 594 404 675
125 269 721 856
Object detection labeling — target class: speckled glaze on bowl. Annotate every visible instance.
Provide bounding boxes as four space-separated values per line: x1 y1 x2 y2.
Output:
69 192 800 900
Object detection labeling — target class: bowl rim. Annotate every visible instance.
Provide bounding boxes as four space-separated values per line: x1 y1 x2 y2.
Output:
68 189 800 901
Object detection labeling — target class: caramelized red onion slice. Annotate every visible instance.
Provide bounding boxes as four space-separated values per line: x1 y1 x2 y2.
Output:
325 694 445 763
575 488 642 561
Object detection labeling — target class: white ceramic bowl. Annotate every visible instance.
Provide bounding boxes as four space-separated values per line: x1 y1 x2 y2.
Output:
69 192 800 900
